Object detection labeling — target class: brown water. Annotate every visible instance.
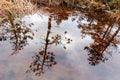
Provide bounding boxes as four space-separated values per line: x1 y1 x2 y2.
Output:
0 9 120 80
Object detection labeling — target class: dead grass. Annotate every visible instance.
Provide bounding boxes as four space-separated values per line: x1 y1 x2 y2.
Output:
0 0 38 19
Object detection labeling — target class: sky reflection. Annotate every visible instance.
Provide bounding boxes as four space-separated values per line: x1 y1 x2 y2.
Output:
0 11 120 80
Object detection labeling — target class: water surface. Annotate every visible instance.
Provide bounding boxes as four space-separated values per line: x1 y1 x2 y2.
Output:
0 10 120 80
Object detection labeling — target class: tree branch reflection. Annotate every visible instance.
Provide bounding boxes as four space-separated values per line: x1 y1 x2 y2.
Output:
29 15 72 76
0 16 34 55
81 21 120 66
77 11 120 66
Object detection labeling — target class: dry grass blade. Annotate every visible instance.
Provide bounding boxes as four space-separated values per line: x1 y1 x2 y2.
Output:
14 0 38 16
0 0 38 19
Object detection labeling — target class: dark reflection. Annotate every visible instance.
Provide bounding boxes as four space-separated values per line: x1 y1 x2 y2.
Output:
84 26 120 66
52 11 69 25
0 16 34 54
28 15 72 76
79 12 120 66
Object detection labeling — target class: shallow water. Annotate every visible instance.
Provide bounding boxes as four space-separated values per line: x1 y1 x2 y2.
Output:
0 10 120 80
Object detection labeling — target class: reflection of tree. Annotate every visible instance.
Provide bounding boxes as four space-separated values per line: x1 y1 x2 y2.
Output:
84 25 120 66
29 16 72 76
79 12 120 66
29 16 56 76
0 16 34 54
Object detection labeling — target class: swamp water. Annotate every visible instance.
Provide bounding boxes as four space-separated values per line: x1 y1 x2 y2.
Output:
0 9 120 80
